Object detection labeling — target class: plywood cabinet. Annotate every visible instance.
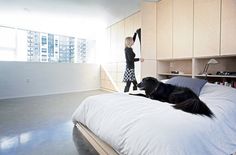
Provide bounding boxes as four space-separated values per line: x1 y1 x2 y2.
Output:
124 12 141 37
103 12 141 91
141 60 157 78
132 12 141 60
124 12 141 81
124 15 134 37
141 2 157 78
173 0 193 58
193 0 221 57
110 21 125 62
105 27 111 62
142 0 236 84
221 0 236 56
141 2 156 59
133 12 141 33
156 0 172 60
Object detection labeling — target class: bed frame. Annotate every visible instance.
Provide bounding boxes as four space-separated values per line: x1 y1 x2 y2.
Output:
75 122 119 155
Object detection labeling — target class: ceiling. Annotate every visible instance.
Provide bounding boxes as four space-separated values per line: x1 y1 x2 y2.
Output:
0 0 141 27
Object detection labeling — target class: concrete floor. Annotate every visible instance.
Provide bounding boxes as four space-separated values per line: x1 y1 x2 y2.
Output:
0 90 109 155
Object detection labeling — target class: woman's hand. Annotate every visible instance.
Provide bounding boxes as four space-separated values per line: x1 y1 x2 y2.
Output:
140 58 144 62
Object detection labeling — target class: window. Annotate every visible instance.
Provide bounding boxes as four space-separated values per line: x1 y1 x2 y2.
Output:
41 36 47 45
0 27 17 61
0 26 96 63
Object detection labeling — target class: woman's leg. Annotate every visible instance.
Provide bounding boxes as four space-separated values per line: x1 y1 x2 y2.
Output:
132 80 138 90
124 81 131 92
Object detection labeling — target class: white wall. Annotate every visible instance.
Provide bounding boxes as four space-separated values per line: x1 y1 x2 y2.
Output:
0 62 100 99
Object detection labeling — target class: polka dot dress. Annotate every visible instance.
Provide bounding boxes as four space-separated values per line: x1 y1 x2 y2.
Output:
123 68 136 82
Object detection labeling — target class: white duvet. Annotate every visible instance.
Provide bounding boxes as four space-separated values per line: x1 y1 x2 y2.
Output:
72 83 236 155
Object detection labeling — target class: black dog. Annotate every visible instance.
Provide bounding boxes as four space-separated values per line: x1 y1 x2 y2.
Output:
130 77 214 118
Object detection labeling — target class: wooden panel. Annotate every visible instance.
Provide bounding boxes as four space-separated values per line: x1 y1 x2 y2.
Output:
100 66 116 91
124 12 141 81
131 12 141 59
124 12 141 37
110 25 117 62
156 0 173 60
141 60 157 78
133 11 141 31
76 123 119 155
141 1 157 59
173 0 193 58
124 15 134 37
110 21 125 62
157 61 170 74
133 11 141 57
221 0 236 56
157 60 192 74
194 0 221 57
106 27 111 63
117 21 125 62
168 60 192 74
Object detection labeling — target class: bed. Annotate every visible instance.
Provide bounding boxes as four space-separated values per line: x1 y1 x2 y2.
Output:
72 83 236 155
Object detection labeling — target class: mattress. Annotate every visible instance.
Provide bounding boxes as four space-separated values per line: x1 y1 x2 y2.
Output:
72 83 236 155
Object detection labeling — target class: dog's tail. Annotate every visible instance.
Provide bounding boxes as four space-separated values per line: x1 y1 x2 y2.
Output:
173 99 214 118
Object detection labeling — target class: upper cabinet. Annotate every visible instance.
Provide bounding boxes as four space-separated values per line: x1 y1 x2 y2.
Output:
124 12 141 37
221 0 236 56
173 0 193 59
141 2 156 59
194 0 221 57
124 15 134 37
156 0 173 60
132 12 141 58
133 12 141 32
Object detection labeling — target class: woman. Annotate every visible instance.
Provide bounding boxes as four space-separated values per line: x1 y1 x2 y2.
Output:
123 33 144 92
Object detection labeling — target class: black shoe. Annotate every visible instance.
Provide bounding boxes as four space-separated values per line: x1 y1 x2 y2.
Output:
124 86 129 92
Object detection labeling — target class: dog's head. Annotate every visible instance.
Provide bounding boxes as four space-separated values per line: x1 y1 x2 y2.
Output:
137 77 160 95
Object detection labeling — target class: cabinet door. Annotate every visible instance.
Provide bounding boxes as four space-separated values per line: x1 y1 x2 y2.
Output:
156 0 173 60
221 0 236 56
173 0 193 58
194 0 221 57
124 15 134 37
110 21 125 62
133 12 141 31
141 2 156 59
105 27 111 62
124 12 141 80
141 60 157 78
132 12 141 59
